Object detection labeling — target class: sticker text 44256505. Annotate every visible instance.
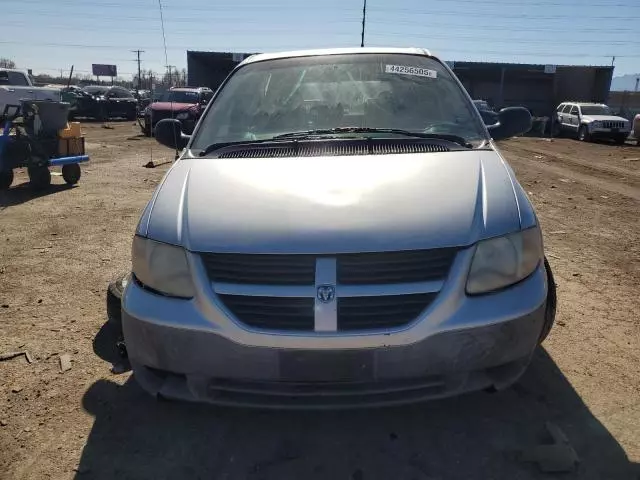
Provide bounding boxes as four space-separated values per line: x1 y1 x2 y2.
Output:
385 65 438 78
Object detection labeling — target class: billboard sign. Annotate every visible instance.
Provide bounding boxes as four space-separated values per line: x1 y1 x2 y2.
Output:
92 64 117 77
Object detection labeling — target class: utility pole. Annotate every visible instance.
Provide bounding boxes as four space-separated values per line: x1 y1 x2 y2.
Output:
635 77 639 93
360 0 367 47
611 56 615 67
132 49 144 94
165 65 175 87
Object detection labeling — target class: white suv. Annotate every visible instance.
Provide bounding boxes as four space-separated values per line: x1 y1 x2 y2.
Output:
554 102 630 144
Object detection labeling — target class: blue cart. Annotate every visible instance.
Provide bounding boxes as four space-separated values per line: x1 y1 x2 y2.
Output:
0 102 89 190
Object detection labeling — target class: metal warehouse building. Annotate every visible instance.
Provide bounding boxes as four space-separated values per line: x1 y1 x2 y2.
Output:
452 61 614 117
187 51 255 91
187 51 614 118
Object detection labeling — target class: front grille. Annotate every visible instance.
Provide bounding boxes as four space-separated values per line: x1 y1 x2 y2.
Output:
218 294 314 331
602 121 625 129
338 293 437 330
201 253 315 285
337 249 456 284
205 249 455 333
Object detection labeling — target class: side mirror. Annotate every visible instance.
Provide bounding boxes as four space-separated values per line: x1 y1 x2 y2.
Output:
488 107 532 141
478 109 499 127
155 119 190 150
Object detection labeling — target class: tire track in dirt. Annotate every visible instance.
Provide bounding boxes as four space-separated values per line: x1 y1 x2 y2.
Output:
509 144 640 182
506 151 640 201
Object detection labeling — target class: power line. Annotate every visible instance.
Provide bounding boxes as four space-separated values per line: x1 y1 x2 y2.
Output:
367 31 640 46
4 6 639 21
366 19 638 33
370 0 640 7
4 19 637 37
2 9 361 22
16 0 362 10
16 0 640 9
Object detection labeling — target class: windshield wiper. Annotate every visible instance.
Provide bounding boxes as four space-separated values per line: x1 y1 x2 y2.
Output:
198 140 271 156
198 132 361 156
272 127 471 148
198 127 472 156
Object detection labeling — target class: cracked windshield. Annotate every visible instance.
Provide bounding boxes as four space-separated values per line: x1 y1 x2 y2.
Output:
193 54 486 148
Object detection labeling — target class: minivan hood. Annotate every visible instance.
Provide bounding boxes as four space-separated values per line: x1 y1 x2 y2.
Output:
139 150 531 253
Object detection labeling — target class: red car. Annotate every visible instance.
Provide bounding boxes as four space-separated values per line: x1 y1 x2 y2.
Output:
141 87 213 136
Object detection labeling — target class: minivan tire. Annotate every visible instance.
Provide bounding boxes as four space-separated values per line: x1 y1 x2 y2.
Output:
539 257 557 344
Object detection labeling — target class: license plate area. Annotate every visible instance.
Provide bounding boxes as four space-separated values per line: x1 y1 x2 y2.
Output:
279 350 374 382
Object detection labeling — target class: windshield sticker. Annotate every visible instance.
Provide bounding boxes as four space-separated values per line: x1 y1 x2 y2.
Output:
385 65 437 78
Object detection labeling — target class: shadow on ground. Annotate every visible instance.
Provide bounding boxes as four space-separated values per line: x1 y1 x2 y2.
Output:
78 337 638 480
0 182 76 208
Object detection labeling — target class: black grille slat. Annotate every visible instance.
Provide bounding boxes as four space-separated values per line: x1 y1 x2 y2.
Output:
338 294 436 331
202 253 315 285
338 249 456 284
219 295 314 331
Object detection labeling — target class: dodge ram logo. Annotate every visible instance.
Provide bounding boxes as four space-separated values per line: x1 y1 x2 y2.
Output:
317 285 335 303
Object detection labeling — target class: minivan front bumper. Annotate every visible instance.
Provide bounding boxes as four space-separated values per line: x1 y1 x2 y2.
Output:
121 247 549 408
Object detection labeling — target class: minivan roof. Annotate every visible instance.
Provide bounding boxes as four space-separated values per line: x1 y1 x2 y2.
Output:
241 47 434 66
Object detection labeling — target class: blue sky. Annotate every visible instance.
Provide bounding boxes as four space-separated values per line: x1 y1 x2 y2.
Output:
2 0 639 79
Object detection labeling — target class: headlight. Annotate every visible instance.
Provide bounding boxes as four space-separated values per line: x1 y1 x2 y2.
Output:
175 112 190 120
131 236 195 298
466 227 543 295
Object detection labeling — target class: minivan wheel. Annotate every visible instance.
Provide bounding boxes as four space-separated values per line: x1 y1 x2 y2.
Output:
539 257 557 344
106 274 128 336
578 125 590 142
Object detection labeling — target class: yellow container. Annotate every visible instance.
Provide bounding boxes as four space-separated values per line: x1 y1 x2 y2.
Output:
58 137 85 156
59 122 82 139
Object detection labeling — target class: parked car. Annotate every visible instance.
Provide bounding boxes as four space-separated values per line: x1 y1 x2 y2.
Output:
554 102 631 143
122 47 555 408
72 85 137 121
0 69 60 114
631 113 640 146
141 87 213 136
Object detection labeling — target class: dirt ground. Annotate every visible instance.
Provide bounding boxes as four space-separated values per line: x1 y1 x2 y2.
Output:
0 122 638 480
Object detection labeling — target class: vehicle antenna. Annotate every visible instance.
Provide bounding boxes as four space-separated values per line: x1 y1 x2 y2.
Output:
360 0 367 47
156 0 179 160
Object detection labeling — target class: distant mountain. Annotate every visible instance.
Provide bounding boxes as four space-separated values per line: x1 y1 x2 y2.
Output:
611 73 640 91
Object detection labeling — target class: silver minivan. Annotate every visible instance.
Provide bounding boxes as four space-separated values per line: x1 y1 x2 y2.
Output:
122 48 556 408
